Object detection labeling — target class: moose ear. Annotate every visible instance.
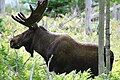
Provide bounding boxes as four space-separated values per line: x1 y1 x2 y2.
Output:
24 45 34 57
29 23 39 30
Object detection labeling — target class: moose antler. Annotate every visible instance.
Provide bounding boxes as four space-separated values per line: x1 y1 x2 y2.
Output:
12 0 48 28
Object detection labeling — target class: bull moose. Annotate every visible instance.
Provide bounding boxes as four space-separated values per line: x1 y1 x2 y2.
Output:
10 0 114 76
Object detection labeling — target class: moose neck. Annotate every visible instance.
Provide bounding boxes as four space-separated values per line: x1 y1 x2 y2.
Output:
32 27 57 61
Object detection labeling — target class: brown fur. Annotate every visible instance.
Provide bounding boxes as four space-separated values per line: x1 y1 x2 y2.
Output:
10 26 114 76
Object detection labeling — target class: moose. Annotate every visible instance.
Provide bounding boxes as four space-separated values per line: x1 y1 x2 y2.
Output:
10 0 114 77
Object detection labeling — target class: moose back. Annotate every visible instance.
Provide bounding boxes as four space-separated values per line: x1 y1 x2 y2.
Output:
10 0 114 76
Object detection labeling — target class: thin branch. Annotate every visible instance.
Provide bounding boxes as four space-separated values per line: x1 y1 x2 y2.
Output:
2 59 23 80
42 66 53 80
30 62 35 80
20 56 31 70
12 30 17 37
115 59 120 62
15 50 18 72
46 69 54 80
29 56 40 80
40 62 46 66
47 54 54 80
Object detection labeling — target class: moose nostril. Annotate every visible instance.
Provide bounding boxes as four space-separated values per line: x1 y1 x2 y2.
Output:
10 41 14 47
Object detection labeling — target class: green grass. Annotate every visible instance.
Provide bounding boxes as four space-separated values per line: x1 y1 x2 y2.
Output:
0 14 120 80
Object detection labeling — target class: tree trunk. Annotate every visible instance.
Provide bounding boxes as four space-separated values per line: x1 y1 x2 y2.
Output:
16 0 20 12
0 0 5 14
85 0 92 35
118 9 120 20
112 4 117 20
98 0 105 75
106 0 110 75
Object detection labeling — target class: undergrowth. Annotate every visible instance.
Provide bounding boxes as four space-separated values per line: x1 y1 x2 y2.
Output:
0 14 120 80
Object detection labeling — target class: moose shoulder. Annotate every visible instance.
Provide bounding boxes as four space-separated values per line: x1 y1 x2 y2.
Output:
10 0 114 77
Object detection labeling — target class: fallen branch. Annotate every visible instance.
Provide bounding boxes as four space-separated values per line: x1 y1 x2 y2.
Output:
59 14 80 28
91 4 120 20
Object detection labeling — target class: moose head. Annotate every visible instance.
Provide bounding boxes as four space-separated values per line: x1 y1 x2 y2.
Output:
10 0 48 57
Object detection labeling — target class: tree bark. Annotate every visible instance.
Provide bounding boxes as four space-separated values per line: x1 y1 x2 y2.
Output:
98 0 105 75
16 0 20 12
85 0 92 35
0 0 5 14
106 0 110 75
113 4 117 19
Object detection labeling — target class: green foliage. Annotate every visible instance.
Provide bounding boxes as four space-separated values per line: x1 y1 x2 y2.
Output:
70 0 85 11
52 69 92 80
21 0 70 16
5 4 13 13
47 0 70 16
0 14 120 79
20 0 82 16
110 0 120 5
0 18 5 32
21 0 38 4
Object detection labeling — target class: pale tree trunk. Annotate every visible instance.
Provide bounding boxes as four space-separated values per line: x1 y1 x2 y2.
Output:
112 4 117 19
16 0 20 12
106 0 110 75
85 0 92 35
98 0 105 75
118 9 120 20
0 0 5 14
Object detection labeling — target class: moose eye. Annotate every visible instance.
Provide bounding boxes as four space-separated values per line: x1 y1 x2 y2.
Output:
10 39 14 43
